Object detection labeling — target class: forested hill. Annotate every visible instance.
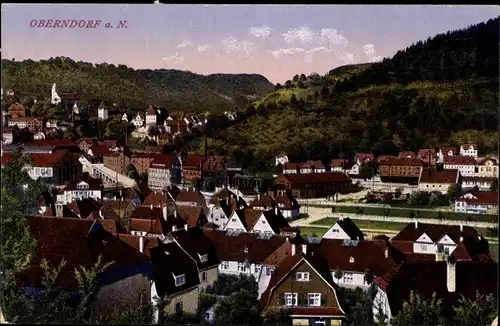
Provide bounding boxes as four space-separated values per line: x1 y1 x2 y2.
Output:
0 58 274 113
184 18 499 172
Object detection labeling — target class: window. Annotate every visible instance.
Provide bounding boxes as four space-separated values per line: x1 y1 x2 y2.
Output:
201 271 207 282
174 274 186 287
199 254 208 263
308 293 321 307
231 218 236 222
332 229 339 233
296 272 310 281
221 261 229 270
420 244 428 252
237 262 247 272
266 267 273 276
284 292 297 306
314 321 326 326
175 301 183 313
254 265 261 274
343 272 353 283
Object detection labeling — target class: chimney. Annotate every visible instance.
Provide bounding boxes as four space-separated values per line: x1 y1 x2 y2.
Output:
446 257 456 292
459 224 464 242
291 243 296 256
384 248 389 258
150 204 153 210
226 197 229 205
184 224 188 231
113 196 116 200
257 193 261 200
285 236 289 242
301 244 307 255
275 206 278 215
172 225 177 232
139 236 144 253
174 209 177 217
414 220 418 228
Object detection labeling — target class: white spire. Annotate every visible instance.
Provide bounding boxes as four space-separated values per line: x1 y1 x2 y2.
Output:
51 83 61 105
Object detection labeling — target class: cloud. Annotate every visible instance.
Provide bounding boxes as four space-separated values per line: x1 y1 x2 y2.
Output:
270 47 304 58
320 28 348 49
283 26 316 45
197 44 211 53
369 56 384 63
339 52 355 64
250 26 273 39
161 53 185 65
177 40 192 48
304 46 332 63
220 36 256 59
362 44 375 57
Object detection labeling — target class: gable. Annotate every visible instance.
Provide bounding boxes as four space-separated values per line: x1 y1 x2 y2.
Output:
251 214 274 233
323 223 349 239
460 193 478 200
437 234 456 245
415 232 433 243
224 211 247 231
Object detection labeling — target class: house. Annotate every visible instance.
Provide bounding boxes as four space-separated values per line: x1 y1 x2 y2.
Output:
142 190 177 214
442 156 475 177
322 217 364 241
283 161 326 174
477 157 499 178
121 113 129 122
101 198 136 219
64 197 102 218
176 206 208 227
23 216 153 318
182 154 206 185
373 260 498 323
223 208 289 235
206 196 246 229
145 105 158 126
274 193 301 219
390 221 490 261
149 241 201 320
8 117 43 132
133 113 145 128
355 153 374 166
33 131 46 140
418 148 437 166
164 120 189 135
148 155 174 190
314 239 403 289
273 172 352 199
1 127 13 145
166 226 220 289
7 102 26 118
175 188 208 213
397 151 417 159
275 153 289 167
439 147 458 156
455 190 499 215
418 168 459 194
97 102 108 121
461 176 497 191
249 193 277 210
260 248 346 326
56 172 103 204
330 159 355 173
77 137 97 153
459 143 478 158
378 158 423 181
1 149 81 185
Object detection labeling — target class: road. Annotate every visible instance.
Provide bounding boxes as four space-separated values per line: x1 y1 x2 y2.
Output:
297 200 454 212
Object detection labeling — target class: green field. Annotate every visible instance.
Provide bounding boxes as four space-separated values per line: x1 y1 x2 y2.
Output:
299 227 327 237
312 205 498 223
310 217 408 231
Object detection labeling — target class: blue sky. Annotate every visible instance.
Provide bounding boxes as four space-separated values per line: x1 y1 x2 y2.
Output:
2 4 499 83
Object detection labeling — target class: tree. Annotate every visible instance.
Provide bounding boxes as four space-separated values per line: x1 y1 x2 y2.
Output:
334 268 344 281
262 307 290 326
407 191 431 206
447 183 461 201
364 268 374 285
284 80 293 89
391 291 444 326
202 176 216 192
453 291 497 326
275 83 282 90
489 178 498 191
125 164 139 180
297 81 306 89
292 74 299 82
213 289 262 326
300 74 307 81
345 286 377 326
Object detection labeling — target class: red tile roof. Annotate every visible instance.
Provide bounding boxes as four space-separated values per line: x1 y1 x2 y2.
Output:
64 173 103 191
249 195 276 209
1 150 69 167
330 159 354 169
277 172 351 185
398 151 417 159
462 176 498 183
461 143 478 150
176 206 208 227
418 148 437 158
442 155 476 165
89 144 110 157
288 307 345 317
456 190 499 205
149 155 174 169
146 105 157 116
176 188 204 202
356 153 374 163
116 234 160 257
25 139 75 147
128 218 165 234
477 157 499 166
379 157 423 166
183 155 206 168
419 169 458 184
439 147 458 155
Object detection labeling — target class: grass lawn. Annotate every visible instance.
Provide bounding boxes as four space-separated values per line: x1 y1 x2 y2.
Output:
311 217 408 231
299 227 327 237
319 205 498 223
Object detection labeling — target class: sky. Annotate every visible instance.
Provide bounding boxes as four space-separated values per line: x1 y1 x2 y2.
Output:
1 4 499 84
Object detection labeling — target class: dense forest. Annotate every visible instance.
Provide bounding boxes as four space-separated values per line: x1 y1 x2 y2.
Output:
184 17 499 172
1 58 274 113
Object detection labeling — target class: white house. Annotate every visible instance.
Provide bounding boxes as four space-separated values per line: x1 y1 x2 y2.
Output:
145 105 157 126
148 157 172 191
275 153 289 167
51 83 62 105
72 102 79 115
2 129 13 145
98 104 108 121
476 157 499 178
274 194 300 219
459 143 478 158
57 174 103 205
223 208 288 235
133 113 145 128
461 176 496 191
455 190 499 215
443 156 475 177
418 169 459 194
121 113 129 122
322 217 364 241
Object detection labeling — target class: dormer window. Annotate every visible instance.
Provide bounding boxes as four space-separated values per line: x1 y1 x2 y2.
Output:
243 247 249 254
174 274 186 287
296 272 310 281
349 256 355 263
199 253 208 263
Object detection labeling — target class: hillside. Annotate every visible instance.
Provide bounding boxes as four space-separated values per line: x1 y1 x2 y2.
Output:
186 17 499 172
0 58 274 113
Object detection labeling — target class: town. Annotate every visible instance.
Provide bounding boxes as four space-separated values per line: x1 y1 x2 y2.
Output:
1 4 499 326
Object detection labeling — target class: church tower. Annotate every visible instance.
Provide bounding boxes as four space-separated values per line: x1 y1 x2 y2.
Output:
51 83 62 105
